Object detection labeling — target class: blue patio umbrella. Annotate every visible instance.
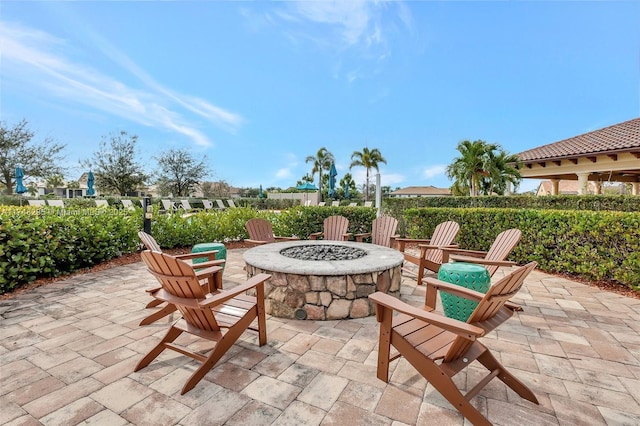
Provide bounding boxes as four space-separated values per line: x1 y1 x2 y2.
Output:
296 182 318 191
86 171 95 196
15 167 27 194
344 182 349 199
258 185 264 199
328 163 337 198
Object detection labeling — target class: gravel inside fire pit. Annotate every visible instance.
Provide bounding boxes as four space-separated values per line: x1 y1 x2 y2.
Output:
280 244 367 261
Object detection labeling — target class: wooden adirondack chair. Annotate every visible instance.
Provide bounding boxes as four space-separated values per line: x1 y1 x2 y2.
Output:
245 218 299 246
369 261 539 426
354 216 398 248
137 231 225 325
443 228 522 277
396 221 460 284
136 250 270 395
309 215 351 241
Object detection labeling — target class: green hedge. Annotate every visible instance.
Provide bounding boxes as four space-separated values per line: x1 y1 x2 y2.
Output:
384 195 640 214
403 207 640 291
0 206 140 293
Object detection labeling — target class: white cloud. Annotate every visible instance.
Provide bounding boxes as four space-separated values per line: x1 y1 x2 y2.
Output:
276 168 292 179
422 164 447 179
0 20 243 147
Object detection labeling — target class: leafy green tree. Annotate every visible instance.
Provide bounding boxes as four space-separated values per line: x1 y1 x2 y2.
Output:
154 148 209 197
305 147 335 201
349 147 386 201
447 140 521 196
84 131 148 196
339 173 358 199
0 119 66 194
45 174 65 194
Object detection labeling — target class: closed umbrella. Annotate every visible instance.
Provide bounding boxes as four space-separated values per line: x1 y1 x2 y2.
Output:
328 163 337 199
15 167 27 194
344 181 349 199
258 185 264 199
86 171 95 196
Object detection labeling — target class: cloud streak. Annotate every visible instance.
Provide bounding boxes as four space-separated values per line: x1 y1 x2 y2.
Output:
0 21 243 147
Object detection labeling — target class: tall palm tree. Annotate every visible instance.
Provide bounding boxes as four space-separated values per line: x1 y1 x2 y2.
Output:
305 147 335 201
349 147 387 201
446 140 496 197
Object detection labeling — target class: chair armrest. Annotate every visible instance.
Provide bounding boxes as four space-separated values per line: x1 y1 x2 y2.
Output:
423 276 487 301
441 247 487 259
368 292 484 337
200 274 272 307
342 233 353 241
309 232 323 240
245 239 268 245
395 237 432 252
449 255 517 267
275 236 300 241
354 232 371 242
194 265 223 280
174 250 219 261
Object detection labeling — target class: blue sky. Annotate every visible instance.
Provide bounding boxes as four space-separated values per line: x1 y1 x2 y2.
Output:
2 1 638 193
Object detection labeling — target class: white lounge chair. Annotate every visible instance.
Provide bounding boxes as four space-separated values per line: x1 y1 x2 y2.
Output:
121 199 135 210
161 199 177 213
47 200 65 207
348 202 358 207
331 201 340 207
318 202 326 206
202 199 214 210
364 201 373 208
95 199 109 208
27 199 46 207
215 199 227 210
227 199 237 208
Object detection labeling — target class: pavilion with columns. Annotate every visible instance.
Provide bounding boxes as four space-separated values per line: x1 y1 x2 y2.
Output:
515 117 640 195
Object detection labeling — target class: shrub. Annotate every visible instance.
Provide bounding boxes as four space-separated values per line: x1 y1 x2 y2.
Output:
402 207 640 291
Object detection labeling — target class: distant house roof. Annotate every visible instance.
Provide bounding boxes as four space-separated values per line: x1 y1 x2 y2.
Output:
518 117 640 162
389 186 452 197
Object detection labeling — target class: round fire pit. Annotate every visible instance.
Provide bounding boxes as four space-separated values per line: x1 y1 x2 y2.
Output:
243 240 404 320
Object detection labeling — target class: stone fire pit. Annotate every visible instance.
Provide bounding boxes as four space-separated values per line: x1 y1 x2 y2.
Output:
243 240 404 320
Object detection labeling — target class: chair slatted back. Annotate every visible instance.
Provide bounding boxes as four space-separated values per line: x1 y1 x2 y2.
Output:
423 221 460 265
246 218 276 243
138 231 162 252
161 200 176 212
371 216 398 247
202 200 214 209
216 199 227 209
444 262 537 362
323 215 349 241
484 229 522 276
141 251 220 332
180 200 192 211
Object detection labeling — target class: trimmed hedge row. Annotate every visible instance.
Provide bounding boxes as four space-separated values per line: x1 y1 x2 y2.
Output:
402 207 640 291
0 206 139 293
385 195 640 214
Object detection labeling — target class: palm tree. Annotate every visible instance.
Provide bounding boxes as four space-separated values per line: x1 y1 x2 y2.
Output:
349 147 387 201
483 150 522 195
446 140 496 197
305 147 334 201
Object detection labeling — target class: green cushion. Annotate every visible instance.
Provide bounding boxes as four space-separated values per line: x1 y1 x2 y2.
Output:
438 262 490 322
192 242 227 271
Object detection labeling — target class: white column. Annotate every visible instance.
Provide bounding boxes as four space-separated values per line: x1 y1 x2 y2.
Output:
577 173 590 195
375 174 382 218
550 179 560 196
632 182 639 196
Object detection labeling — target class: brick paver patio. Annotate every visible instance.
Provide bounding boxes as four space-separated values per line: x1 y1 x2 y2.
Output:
1 248 639 425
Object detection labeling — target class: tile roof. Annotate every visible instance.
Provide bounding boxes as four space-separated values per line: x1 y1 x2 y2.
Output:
389 186 452 196
517 117 640 162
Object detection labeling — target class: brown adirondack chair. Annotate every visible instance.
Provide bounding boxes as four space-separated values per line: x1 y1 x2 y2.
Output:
369 261 539 426
354 216 399 248
136 250 270 395
395 221 460 284
442 228 522 277
137 231 225 325
309 215 351 241
245 218 300 246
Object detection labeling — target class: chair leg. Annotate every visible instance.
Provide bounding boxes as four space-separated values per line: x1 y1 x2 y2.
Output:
139 303 177 326
134 326 182 372
376 307 393 382
477 350 539 404
145 299 163 308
